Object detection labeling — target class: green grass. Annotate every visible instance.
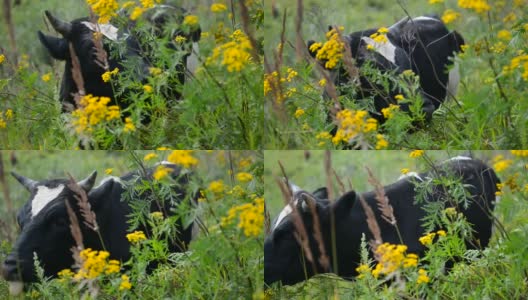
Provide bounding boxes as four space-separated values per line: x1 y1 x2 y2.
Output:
0 150 264 299
0 1 263 149
264 0 528 149
264 150 528 298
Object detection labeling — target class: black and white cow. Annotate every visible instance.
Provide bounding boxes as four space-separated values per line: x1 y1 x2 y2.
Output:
38 5 200 114
1 162 195 295
264 157 499 286
308 15 464 124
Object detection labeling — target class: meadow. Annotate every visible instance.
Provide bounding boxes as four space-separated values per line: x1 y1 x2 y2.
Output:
0 0 263 149
264 0 528 149
264 150 528 298
0 150 264 299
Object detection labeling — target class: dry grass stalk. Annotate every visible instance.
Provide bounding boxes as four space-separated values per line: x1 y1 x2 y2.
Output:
358 194 382 249
67 173 99 232
89 11 109 71
0 153 14 242
69 43 85 110
333 169 345 195
366 167 397 226
294 0 304 61
299 191 330 272
237 0 260 62
264 202 271 235
324 150 334 202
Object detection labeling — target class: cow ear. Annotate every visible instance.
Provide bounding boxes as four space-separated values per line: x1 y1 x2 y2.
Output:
450 31 465 53
312 187 328 200
331 190 356 219
38 31 68 60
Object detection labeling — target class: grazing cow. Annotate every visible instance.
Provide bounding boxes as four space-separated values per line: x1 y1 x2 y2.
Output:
264 157 499 286
307 15 464 124
1 162 195 295
38 5 201 114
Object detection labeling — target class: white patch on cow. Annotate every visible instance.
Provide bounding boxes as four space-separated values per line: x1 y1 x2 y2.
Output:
361 36 396 64
8 281 24 296
31 185 65 218
411 16 442 23
447 62 460 100
81 22 119 41
272 200 297 231
191 221 200 240
96 176 124 188
186 42 200 75
444 156 472 162
398 172 423 182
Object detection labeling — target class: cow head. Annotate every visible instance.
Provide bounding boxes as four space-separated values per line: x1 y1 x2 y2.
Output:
264 186 357 286
1 171 98 292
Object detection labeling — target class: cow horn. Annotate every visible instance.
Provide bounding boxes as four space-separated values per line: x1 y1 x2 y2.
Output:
78 170 97 192
45 10 72 37
11 172 38 191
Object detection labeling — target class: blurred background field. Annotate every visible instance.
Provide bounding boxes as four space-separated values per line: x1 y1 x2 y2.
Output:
0 150 264 299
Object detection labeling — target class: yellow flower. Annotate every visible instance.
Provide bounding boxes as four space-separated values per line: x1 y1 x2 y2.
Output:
150 211 164 220
394 94 405 101
419 232 436 246
444 207 457 217
74 248 114 279
366 44 375 51
119 274 132 290
130 6 145 20
0 54 5 64
208 180 225 195
41 72 52 82
442 9 461 24
381 104 399 119
492 155 512 172
157 146 170 150
403 253 418 268
318 78 327 87
153 165 172 180
123 117 135 133
149 67 162 76
167 150 199 168
183 15 199 26
126 231 146 243
57 268 74 279
409 150 424 158
457 0 490 13
355 264 371 278
294 108 305 118
174 35 187 43
401 168 410 174
236 172 253 183
105 168 113 175
143 84 153 93
5 109 13 120
207 29 253 72
221 197 264 237
510 150 528 157
437 230 446 237
371 243 409 278
375 134 389 150
101 67 119 83
497 30 512 41
211 3 228 12
429 0 443 3
121 1 135 9
144 153 158 161
71 94 121 134
503 13 516 23
86 0 119 24
417 268 430 284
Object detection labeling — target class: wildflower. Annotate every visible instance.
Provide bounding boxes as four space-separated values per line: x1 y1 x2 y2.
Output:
105 168 113 175
211 3 228 12
130 6 145 20
332 109 379 145
41 72 52 82
403 253 419 268
101 67 119 83
457 0 490 13
371 243 409 278
417 268 430 284
75 248 112 279
437 230 446 237
222 197 264 237
174 35 187 43
153 165 172 180
366 44 375 51
71 94 121 134
167 150 199 168
496 183 504 196
318 78 327 87
355 264 371 278
409 150 424 158
375 134 389 149
119 274 132 290
105 260 120 274
237 157 252 169
140 0 155 8
236 172 253 183
121 1 135 9
5 109 13 120
492 155 512 172
183 15 199 26
207 29 253 72
497 30 512 41
429 0 443 3
369 28 389 44
144 153 158 161
150 211 164 220
157 146 170 150
208 180 225 195
314 28 345 69
123 117 135 133
126 231 146 243
444 207 457 217
86 0 119 23
419 232 436 246
143 84 153 93
510 150 528 156
0 54 4 64
57 268 74 281
442 9 461 24
401 168 410 174
294 108 305 118
503 13 516 23
381 104 399 119
149 67 162 76
394 94 405 101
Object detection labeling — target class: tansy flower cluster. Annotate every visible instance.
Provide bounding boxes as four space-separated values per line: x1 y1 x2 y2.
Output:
442 9 461 24
208 180 226 196
101 67 119 83
153 165 173 180
367 27 389 50
71 94 121 134
263 68 298 103
419 230 446 246
57 248 121 281
502 54 528 82
0 109 13 129
331 109 379 146
126 230 147 243
211 3 228 13
41 72 52 82
123 0 163 21
309 27 345 69
207 29 253 72
511 150 528 157
86 0 119 23
221 196 264 237
167 150 199 168
236 172 253 183
370 243 420 278
492 155 513 172
409 150 424 158
381 104 399 120
457 0 490 14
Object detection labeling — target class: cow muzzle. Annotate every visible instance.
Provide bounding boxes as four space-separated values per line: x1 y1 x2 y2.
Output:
2 255 26 295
